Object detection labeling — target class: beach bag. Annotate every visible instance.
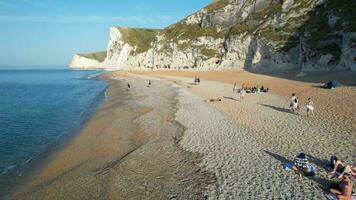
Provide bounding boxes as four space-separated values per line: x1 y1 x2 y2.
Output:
284 162 294 171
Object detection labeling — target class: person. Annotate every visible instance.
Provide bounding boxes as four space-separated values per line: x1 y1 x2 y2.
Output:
306 98 314 116
206 98 222 102
292 97 299 113
197 77 200 84
292 152 309 175
329 157 356 179
148 80 152 86
290 93 296 111
240 88 246 100
329 175 353 200
233 82 237 93
127 83 131 89
256 85 260 93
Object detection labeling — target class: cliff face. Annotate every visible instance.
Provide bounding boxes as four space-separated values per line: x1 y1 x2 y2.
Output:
72 0 356 72
70 52 106 69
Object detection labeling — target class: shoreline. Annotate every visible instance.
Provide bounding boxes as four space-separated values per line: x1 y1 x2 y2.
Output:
11 70 355 199
3 78 109 200
13 74 214 199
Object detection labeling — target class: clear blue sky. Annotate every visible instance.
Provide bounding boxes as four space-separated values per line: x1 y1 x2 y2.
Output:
0 0 212 68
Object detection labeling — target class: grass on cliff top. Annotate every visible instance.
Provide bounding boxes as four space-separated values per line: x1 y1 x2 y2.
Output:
230 23 257 35
118 27 161 53
160 23 225 42
204 0 230 12
79 51 107 62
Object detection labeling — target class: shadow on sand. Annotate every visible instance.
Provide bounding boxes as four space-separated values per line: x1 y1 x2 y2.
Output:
263 150 334 191
259 103 292 114
223 96 240 101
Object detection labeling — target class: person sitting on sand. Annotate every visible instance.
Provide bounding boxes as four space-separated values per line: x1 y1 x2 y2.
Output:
306 98 314 116
292 152 309 175
205 98 222 102
330 157 356 179
261 86 269 93
329 174 353 200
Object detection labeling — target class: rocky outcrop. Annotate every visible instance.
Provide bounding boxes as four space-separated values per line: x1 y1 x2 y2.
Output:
71 0 356 72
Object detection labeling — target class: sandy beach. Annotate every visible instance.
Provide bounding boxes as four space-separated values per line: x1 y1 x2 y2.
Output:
12 74 214 199
133 70 356 199
13 70 355 199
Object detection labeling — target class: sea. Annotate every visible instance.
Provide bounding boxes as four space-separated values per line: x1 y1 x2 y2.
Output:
0 69 108 197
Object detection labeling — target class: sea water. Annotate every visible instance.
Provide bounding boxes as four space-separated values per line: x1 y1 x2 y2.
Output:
0 69 107 196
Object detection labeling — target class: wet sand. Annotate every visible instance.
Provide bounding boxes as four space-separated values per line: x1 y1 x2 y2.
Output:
12 75 214 199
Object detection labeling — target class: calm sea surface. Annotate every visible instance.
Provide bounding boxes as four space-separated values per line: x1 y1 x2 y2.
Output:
0 69 107 196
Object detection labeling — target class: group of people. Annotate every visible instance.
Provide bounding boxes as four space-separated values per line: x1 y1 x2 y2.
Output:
194 77 200 84
127 80 152 90
233 83 270 100
328 156 355 200
288 153 355 200
237 84 270 94
290 93 314 116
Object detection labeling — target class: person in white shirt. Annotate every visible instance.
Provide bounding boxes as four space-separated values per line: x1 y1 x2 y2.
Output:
306 97 314 116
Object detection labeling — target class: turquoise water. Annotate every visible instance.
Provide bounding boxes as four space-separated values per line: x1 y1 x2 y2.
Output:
0 69 107 195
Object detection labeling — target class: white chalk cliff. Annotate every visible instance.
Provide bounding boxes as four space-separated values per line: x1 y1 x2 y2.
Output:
70 52 106 69
71 0 356 72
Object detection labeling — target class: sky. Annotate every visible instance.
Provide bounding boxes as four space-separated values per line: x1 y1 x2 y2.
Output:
0 0 212 68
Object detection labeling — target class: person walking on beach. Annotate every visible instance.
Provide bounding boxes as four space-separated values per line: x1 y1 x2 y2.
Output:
127 83 131 89
240 88 246 100
290 93 298 113
148 80 151 87
306 98 314 116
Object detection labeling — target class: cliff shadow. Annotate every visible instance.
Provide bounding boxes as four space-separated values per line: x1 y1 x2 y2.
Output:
241 0 356 86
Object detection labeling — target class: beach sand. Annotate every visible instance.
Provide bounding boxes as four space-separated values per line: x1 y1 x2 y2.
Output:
13 70 355 199
12 75 214 199
131 70 356 199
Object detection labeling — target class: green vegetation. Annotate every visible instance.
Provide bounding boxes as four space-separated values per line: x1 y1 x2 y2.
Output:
160 23 225 43
230 23 256 35
248 1 282 21
118 27 161 53
204 0 230 12
200 48 220 59
326 0 356 32
79 51 107 62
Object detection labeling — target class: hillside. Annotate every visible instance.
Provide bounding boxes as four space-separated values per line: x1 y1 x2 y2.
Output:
71 0 356 72
79 51 107 62
70 51 107 69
